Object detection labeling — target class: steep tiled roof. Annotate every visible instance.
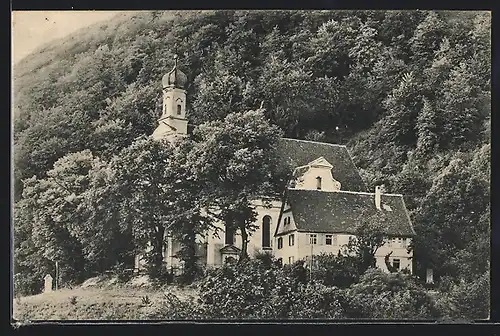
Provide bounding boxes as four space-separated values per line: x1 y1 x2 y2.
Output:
276 138 367 192
285 189 415 237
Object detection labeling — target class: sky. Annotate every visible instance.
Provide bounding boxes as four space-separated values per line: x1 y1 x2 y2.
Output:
12 11 122 64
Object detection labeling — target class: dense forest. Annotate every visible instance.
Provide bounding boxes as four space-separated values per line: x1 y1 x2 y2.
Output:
13 10 490 318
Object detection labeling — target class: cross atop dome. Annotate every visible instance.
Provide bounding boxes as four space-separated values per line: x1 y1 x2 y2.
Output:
153 52 189 143
162 54 187 89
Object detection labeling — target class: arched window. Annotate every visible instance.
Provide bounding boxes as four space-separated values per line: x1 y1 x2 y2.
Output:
177 104 182 115
316 176 322 190
225 225 234 245
262 215 271 248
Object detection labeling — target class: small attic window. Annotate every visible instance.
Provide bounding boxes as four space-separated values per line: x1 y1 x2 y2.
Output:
316 176 322 190
382 204 393 212
177 104 182 115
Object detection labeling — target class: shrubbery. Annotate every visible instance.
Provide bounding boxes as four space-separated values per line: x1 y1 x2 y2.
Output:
433 270 490 321
286 281 346 319
129 253 490 320
142 257 347 320
197 258 283 319
452 271 490 320
14 273 42 297
345 268 440 319
14 252 490 321
310 253 363 288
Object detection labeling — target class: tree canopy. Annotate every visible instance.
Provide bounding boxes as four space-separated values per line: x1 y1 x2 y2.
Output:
13 10 490 296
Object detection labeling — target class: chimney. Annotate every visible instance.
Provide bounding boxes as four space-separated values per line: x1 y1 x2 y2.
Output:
375 185 381 210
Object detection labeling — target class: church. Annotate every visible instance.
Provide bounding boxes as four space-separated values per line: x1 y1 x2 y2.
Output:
135 55 415 274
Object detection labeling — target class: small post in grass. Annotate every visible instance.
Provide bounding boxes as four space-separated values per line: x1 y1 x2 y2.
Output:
55 261 59 291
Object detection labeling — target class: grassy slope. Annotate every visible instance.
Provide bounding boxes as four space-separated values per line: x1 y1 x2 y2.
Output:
13 277 198 321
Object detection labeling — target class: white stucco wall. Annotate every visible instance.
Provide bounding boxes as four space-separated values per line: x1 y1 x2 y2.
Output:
276 209 296 235
205 199 283 267
277 232 414 273
163 88 187 119
274 231 299 264
295 232 352 260
294 165 341 192
375 237 413 273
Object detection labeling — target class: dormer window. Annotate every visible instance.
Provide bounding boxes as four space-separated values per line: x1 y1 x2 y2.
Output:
177 104 182 115
316 176 322 190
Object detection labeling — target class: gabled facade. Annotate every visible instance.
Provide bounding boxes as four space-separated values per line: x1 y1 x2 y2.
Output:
138 57 416 274
273 186 415 273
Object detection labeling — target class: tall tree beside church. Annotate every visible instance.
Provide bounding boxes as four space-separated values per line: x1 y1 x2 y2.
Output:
188 109 286 262
15 151 99 286
166 138 213 283
110 137 175 273
110 136 210 276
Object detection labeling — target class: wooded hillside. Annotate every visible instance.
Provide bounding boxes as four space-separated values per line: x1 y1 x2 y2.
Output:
13 10 490 294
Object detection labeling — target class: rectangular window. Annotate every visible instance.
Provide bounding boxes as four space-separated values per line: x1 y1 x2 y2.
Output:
277 237 283 249
316 177 322 190
325 234 332 245
393 259 400 271
402 238 407 247
289 256 294 264
289 234 295 246
309 234 317 245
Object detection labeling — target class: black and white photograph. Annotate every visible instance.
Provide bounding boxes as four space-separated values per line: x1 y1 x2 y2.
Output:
11 9 491 322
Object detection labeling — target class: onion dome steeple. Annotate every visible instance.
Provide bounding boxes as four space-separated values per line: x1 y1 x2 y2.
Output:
153 53 189 143
162 54 187 89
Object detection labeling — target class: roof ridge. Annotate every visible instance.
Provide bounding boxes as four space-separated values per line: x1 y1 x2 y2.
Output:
281 137 347 148
287 188 404 197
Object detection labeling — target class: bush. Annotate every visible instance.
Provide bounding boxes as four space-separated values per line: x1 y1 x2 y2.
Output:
196 256 347 319
197 258 278 319
13 272 42 296
282 260 309 286
69 296 78 305
425 269 489 321
254 251 276 269
145 263 173 286
175 263 204 287
449 271 489 320
141 295 151 306
139 291 206 320
111 262 133 283
287 281 346 319
311 253 363 288
345 268 440 319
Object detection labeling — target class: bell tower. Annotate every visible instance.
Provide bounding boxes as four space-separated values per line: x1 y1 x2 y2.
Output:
152 54 189 142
